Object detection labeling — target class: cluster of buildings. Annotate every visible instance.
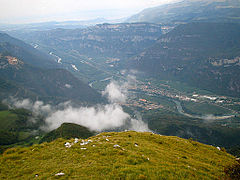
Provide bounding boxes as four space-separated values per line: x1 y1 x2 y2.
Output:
121 98 164 111
120 79 240 113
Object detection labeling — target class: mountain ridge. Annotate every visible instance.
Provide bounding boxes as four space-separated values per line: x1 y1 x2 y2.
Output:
127 0 240 25
128 22 240 97
10 22 162 61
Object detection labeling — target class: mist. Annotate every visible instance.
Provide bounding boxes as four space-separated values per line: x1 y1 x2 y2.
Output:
6 79 150 132
44 104 129 131
102 81 127 103
10 98 53 116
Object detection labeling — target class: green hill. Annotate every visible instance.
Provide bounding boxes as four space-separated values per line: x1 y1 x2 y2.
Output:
0 131 237 179
40 123 94 143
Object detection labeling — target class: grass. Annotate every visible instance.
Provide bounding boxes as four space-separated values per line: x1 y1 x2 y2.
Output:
0 131 236 179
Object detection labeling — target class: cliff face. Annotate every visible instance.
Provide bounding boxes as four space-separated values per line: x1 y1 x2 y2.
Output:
15 23 162 60
0 131 236 179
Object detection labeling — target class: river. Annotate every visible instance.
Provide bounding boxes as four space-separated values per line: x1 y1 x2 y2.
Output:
173 100 235 120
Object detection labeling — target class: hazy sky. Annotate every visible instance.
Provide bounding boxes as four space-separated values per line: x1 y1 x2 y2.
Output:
0 0 176 24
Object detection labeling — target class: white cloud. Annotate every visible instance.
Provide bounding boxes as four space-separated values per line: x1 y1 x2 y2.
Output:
44 79 149 132
44 104 130 131
5 79 150 133
102 81 127 103
8 98 52 116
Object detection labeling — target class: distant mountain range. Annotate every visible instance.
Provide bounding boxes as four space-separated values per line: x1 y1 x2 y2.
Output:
127 0 240 25
0 18 122 32
11 23 162 60
128 22 240 97
11 19 240 98
0 33 103 104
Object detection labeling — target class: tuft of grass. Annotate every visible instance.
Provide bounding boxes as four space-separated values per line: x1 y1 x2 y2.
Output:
0 131 236 179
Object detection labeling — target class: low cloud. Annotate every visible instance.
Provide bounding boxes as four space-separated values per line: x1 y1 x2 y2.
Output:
44 104 129 131
130 119 149 132
102 81 127 103
6 98 52 116
5 76 150 133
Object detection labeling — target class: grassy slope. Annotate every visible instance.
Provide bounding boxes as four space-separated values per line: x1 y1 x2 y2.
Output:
0 131 235 179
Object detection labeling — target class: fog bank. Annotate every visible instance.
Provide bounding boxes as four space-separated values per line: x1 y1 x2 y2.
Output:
5 78 150 132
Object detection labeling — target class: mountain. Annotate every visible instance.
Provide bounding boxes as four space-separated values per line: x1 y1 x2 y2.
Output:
127 0 240 25
0 33 57 68
0 33 104 104
40 123 94 143
128 22 240 97
0 55 103 104
0 21 85 32
144 109 240 149
0 131 237 179
12 23 162 60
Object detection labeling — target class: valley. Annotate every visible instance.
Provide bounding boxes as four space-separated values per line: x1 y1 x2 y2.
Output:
1 0 240 178
16 30 240 149
31 41 240 130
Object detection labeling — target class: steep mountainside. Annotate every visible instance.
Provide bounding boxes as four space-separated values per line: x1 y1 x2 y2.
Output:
0 33 57 68
0 33 104 104
127 0 240 25
0 54 103 104
0 131 237 179
12 23 162 60
128 22 240 97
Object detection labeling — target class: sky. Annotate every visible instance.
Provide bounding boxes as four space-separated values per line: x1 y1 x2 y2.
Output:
0 0 176 24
